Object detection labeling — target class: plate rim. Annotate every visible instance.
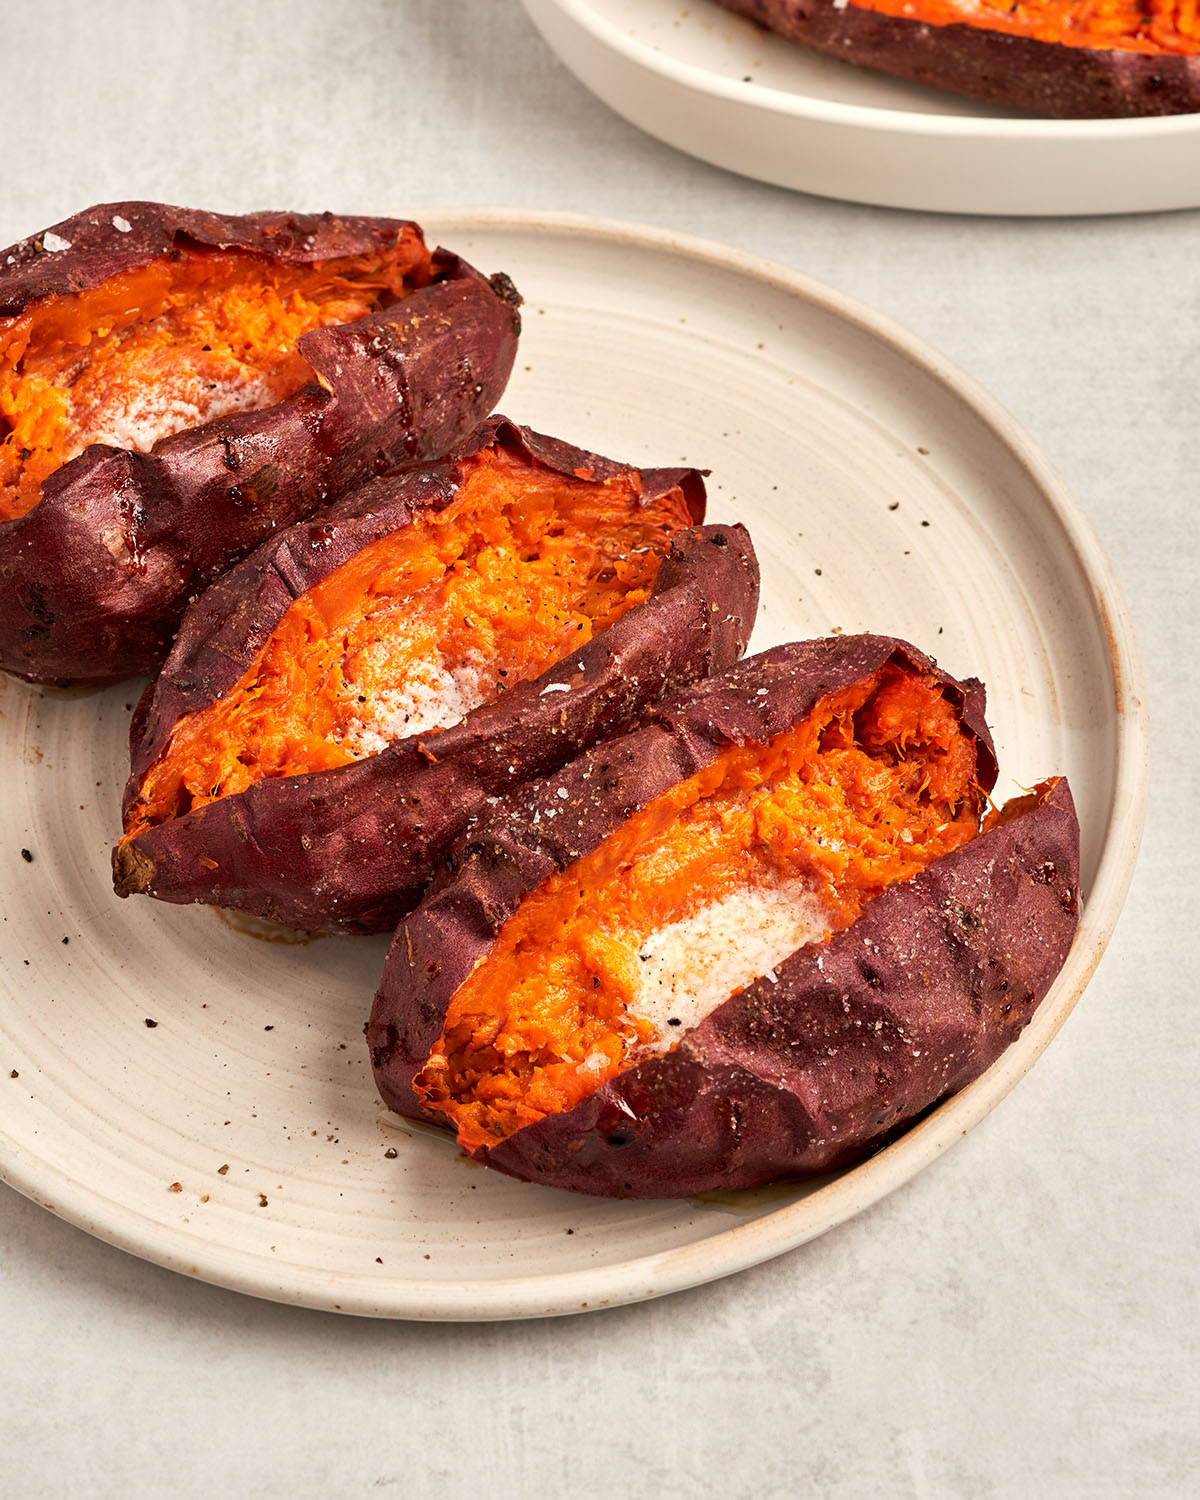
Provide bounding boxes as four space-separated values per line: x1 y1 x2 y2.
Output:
533 0 1200 139
0 209 1150 1321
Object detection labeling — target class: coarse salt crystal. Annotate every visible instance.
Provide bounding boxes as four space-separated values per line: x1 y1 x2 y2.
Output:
112 216 133 233
541 682 570 694
41 232 71 253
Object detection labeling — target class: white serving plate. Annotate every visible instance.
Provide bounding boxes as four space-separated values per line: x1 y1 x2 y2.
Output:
522 0 1200 215
0 212 1147 1320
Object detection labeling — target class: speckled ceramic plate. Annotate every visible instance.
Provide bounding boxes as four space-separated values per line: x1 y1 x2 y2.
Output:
522 0 1200 214
0 213 1147 1320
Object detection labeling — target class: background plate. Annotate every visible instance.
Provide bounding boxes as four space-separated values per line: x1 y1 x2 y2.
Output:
522 0 1200 215
0 212 1147 1320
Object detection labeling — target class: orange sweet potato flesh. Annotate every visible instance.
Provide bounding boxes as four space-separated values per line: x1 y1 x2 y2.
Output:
850 0 1198 54
0 239 426 522
416 664 983 1152
122 442 695 843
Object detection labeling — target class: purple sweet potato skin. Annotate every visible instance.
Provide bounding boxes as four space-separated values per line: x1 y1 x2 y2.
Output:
367 636 1001 1126
716 0 1200 116
0 202 521 686
114 421 756 935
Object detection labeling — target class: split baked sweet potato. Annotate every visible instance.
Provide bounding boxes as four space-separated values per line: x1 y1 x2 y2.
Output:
113 418 760 935
716 0 1200 117
0 201 521 685
368 635 1080 1198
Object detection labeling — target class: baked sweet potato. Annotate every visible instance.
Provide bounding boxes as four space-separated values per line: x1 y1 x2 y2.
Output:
0 201 521 685
716 0 1200 116
368 635 1080 1198
113 418 759 935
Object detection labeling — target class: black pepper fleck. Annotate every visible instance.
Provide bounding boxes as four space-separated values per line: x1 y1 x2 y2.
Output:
20 849 32 863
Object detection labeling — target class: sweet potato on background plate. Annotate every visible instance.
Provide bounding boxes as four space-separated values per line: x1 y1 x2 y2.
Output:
0 201 521 685
114 418 760 935
368 635 1079 1198
715 0 1200 117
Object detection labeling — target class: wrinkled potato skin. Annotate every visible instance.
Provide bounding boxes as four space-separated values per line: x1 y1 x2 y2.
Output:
368 639 1078 1199
716 0 1200 116
115 420 760 936
0 202 521 685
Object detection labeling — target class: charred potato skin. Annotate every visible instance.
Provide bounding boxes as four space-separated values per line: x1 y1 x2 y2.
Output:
115 420 760 936
367 634 1027 1176
0 202 522 686
716 0 1200 117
